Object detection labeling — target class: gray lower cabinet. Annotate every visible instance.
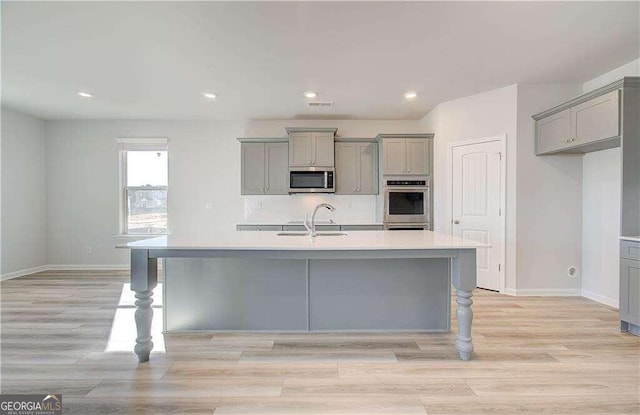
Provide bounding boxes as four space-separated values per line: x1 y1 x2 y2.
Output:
620 240 640 332
283 225 341 231
238 224 383 231
335 141 378 194
236 225 283 231
240 142 288 195
534 87 621 155
341 225 384 231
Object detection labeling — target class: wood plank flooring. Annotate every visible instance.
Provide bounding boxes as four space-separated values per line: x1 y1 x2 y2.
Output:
1 271 638 414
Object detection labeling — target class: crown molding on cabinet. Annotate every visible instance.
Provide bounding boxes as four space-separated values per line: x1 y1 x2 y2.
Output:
236 137 289 143
334 137 377 143
532 76 640 121
285 127 338 134
376 133 435 141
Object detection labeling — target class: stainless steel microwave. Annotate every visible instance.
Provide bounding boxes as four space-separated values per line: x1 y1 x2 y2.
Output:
289 168 335 193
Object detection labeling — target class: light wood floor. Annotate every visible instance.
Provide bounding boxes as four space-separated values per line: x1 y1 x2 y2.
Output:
1 271 638 414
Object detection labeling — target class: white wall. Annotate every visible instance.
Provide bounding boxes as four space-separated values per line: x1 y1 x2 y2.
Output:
582 58 640 93
1 107 48 278
420 83 587 294
44 118 420 267
515 84 583 293
582 148 621 307
419 85 519 291
580 58 639 306
45 120 246 267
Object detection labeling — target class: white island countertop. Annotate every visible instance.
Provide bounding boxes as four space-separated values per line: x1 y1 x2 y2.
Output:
119 230 488 251
620 236 640 243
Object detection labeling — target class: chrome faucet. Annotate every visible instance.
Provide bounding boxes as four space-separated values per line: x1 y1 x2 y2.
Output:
304 203 336 237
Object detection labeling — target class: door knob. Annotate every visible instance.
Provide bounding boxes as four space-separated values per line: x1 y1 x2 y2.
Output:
453 219 460 224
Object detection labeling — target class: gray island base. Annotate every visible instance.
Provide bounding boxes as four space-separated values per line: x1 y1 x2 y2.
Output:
121 231 483 362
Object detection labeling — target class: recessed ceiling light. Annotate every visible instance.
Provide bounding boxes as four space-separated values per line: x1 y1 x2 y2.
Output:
404 91 418 99
304 91 319 99
77 91 93 98
203 92 218 99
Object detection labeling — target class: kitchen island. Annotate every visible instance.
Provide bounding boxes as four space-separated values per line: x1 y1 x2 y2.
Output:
120 231 486 362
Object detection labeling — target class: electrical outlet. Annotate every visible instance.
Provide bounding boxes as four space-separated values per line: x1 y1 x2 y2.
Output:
567 266 578 277
205 202 214 209
257 202 263 209
85 246 92 255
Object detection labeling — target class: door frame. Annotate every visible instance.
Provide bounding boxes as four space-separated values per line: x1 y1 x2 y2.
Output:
448 135 507 293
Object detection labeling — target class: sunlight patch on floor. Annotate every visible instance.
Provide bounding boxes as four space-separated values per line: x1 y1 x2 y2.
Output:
105 283 165 352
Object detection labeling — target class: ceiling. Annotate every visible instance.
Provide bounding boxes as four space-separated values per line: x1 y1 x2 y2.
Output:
2 1 638 120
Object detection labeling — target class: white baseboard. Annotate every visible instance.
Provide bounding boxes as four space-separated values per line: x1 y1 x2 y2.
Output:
1 265 50 281
46 264 129 271
2 264 131 280
503 288 517 296
501 288 582 297
581 289 618 308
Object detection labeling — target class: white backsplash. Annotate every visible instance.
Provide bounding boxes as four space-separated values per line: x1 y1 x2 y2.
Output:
243 194 380 224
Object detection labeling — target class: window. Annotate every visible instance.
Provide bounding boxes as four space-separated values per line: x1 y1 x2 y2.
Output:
118 139 168 235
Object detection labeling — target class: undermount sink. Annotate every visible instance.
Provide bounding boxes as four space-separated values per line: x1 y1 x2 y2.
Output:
277 231 348 237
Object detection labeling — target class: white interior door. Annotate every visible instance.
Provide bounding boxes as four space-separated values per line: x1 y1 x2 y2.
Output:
451 140 503 291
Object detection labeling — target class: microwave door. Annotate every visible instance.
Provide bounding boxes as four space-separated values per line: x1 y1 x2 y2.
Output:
290 172 324 189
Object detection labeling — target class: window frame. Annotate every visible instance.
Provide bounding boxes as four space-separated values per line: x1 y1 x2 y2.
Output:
117 138 169 236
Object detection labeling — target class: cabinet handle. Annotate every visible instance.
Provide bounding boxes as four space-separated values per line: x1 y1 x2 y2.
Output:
308 161 312 165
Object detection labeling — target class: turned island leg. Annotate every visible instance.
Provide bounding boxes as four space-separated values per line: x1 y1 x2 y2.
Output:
451 249 476 361
130 249 158 363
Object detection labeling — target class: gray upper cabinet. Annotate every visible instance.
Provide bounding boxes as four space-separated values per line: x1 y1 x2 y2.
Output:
264 142 289 194
572 90 620 145
241 143 266 194
312 132 335 167
287 129 336 167
536 108 571 154
240 141 289 195
383 138 406 175
335 141 378 194
289 132 313 166
406 138 430 175
380 136 432 176
335 143 358 193
534 85 621 155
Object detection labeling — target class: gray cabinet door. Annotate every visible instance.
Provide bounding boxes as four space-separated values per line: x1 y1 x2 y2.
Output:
536 108 572 155
406 138 430 175
383 138 406 175
335 143 358 194
340 225 383 231
312 132 335 167
572 90 620 146
357 142 378 194
289 132 313 166
265 142 289 194
237 225 283 231
241 143 265 195
620 257 640 326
